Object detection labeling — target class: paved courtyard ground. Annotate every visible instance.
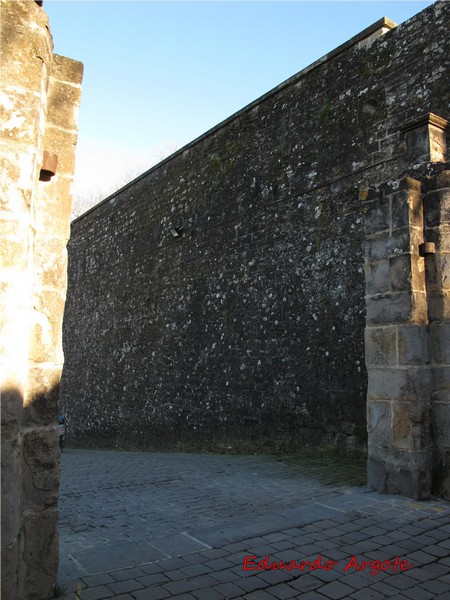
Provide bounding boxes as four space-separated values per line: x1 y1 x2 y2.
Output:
58 450 450 599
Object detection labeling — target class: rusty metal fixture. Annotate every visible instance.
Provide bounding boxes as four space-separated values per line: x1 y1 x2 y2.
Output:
39 151 57 181
419 242 436 257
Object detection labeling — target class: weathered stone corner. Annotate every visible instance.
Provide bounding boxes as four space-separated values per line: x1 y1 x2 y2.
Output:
400 113 448 163
0 1 82 598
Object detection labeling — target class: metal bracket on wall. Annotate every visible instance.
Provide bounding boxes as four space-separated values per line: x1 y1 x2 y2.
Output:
419 242 436 257
39 151 58 181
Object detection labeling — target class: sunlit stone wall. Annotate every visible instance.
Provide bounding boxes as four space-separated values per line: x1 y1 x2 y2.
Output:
0 1 82 598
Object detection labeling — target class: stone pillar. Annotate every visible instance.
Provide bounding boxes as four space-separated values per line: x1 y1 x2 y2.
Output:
400 113 448 163
423 169 450 498
364 112 449 499
364 177 432 498
0 1 82 598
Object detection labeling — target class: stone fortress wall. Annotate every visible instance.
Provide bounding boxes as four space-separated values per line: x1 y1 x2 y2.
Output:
1 1 82 598
62 2 449 498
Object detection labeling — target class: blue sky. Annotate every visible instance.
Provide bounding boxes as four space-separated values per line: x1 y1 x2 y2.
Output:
44 1 434 213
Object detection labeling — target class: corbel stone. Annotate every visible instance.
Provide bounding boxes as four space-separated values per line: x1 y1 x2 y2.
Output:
400 113 448 163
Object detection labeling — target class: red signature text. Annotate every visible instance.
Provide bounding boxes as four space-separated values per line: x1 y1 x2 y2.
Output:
243 554 413 576
243 554 337 572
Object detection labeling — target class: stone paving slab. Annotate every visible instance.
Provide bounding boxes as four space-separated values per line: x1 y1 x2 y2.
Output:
57 450 450 599
68 540 169 577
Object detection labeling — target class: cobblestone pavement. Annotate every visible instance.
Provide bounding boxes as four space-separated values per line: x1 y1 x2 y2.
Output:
58 450 450 600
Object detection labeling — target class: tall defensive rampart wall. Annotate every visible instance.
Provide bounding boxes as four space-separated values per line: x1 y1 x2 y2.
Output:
62 2 449 496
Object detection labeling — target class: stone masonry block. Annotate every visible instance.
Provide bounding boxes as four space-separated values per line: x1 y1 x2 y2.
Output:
28 314 64 365
2 0 50 31
368 452 431 499
423 188 450 229
19 508 59 600
391 253 426 294
47 79 82 132
366 290 427 325
1 271 33 431
0 86 45 146
433 452 450 500
432 388 449 403
432 366 450 397
403 366 433 399
401 113 448 162
364 234 389 260
436 251 450 284
0 218 30 271
425 252 442 292
424 170 450 191
0 7 51 92
367 399 391 447
364 227 421 260
1 437 21 545
389 253 412 293
35 178 73 239
0 150 35 212
52 54 84 87
24 366 61 426
364 325 397 367
367 366 432 402
398 176 422 193
367 454 386 490
35 289 67 325
391 399 431 450
1 538 19 600
429 323 450 364
21 428 60 512
391 189 423 230
433 401 450 448
0 278 32 374
424 251 450 292
365 259 389 295
430 124 447 163
0 385 23 431
408 188 425 228
42 126 78 175
425 226 450 252
32 236 68 289
427 290 450 323
28 290 66 363
363 198 390 235
397 324 429 365
391 401 412 450
364 187 383 203
419 258 432 294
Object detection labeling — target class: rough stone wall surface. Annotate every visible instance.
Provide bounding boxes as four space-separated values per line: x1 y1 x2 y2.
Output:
0 1 82 598
62 3 449 472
